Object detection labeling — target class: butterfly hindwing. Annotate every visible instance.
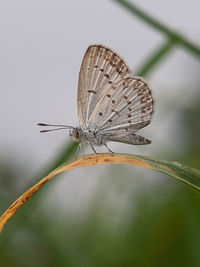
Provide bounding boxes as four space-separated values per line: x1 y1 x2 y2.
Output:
89 77 153 133
107 132 152 145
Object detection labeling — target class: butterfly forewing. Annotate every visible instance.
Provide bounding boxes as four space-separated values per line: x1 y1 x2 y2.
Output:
89 77 153 133
77 44 131 127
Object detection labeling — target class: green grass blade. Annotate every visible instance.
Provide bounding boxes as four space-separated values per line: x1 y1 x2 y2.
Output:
136 38 176 76
134 155 200 190
113 0 200 59
1 153 199 232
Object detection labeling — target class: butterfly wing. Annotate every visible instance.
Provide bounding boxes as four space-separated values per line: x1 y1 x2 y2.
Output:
89 77 154 139
77 44 131 128
106 132 152 145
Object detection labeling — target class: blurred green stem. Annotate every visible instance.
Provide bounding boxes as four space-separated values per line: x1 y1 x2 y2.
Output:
136 38 176 77
41 142 78 175
113 0 200 59
29 141 78 187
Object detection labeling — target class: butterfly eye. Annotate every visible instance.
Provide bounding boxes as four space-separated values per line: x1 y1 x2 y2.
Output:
72 129 80 141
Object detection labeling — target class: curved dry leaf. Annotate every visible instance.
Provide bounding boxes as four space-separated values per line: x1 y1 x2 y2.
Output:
0 153 199 233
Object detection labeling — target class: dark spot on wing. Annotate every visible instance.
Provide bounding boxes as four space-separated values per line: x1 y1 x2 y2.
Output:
141 96 149 103
94 65 98 68
123 96 128 99
128 107 131 111
137 88 147 96
135 80 144 89
108 80 113 84
147 105 152 111
142 103 152 113
104 74 110 78
112 100 115 104
128 114 131 118
100 68 104 72
122 82 129 90
99 112 103 116
107 94 111 97
128 101 131 105
108 119 112 122
128 120 131 123
112 109 120 116
110 61 115 67
87 90 97 94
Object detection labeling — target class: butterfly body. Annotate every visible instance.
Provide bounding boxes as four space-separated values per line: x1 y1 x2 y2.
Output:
71 126 151 147
71 127 109 146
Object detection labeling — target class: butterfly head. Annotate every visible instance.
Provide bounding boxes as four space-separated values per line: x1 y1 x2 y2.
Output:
70 128 81 142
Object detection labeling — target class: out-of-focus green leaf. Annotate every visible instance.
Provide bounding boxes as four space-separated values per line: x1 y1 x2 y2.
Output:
1 153 199 233
136 38 176 77
113 0 200 58
134 155 200 190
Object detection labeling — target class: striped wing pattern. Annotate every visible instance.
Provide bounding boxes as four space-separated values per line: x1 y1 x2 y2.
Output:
77 44 153 144
89 77 153 134
77 45 130 127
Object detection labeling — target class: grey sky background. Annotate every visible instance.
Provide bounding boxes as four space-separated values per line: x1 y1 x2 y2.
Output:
0 0 199 210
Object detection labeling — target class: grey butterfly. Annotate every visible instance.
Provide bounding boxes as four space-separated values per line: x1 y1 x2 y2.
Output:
38 44 154 154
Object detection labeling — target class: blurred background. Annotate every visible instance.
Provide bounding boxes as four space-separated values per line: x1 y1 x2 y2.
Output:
0 0 200 266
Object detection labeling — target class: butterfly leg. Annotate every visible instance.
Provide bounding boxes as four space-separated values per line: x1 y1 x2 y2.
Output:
74 142 85 160
74 143 80 159
88 143 98 161
80 142 85 158
104 143 114 154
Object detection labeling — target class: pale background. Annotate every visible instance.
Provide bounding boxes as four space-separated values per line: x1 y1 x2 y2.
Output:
0 0 199 212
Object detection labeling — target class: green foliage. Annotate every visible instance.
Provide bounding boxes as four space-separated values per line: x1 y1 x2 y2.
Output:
135 155 200 190
113 0 200 59
0 1 200 267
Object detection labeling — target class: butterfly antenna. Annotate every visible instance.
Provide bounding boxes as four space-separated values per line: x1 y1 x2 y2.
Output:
37 123 75 133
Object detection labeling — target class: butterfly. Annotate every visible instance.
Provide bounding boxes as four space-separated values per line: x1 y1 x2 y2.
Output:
38 44 154 154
